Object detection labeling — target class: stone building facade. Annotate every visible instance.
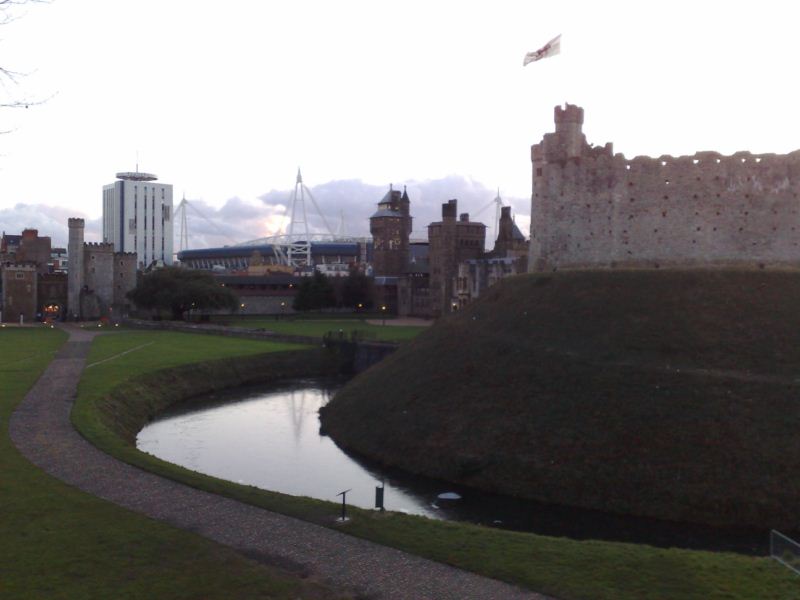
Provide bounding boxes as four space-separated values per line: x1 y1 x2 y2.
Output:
366 189 528 318
15 229 53 274
0 229 68 322
530 103 800 272
38 273 68 318
67 218 137 320
397 242 431 317
453 206 529 308
427 200 486 316
1 263 37 322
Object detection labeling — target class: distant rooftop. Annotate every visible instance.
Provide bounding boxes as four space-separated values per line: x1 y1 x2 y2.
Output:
116 171 158 182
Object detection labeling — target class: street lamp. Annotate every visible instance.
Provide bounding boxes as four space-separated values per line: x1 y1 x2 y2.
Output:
381 304 387 326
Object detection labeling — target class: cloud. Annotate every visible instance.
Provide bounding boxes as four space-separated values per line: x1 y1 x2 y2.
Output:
2 176 531 253
256 175 530 246
0 204 101 247
175 196 288 249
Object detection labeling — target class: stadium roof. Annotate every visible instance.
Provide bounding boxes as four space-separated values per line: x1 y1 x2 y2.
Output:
178 242 359 261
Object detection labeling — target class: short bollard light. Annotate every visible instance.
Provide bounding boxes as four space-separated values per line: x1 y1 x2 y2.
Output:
375 479 385 511
336 488 352 522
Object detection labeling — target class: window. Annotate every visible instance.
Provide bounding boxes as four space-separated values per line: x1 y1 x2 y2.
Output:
15 272 24 279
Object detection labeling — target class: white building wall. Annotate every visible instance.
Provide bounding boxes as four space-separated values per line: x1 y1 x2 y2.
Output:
103 176 173 267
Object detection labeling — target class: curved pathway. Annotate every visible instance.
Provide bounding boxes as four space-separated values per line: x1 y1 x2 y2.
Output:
10 326 546 600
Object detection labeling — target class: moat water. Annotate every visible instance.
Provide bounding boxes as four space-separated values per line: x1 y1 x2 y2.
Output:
136 379 769 555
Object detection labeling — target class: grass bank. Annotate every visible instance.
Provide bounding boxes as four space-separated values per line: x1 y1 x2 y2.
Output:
1 328 344 600
72 329 800 599
322 269 800 529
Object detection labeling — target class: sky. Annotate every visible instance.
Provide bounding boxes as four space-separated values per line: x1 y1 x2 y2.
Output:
1 0 799 248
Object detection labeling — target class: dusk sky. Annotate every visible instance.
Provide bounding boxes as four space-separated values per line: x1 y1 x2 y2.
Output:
1 0 798 246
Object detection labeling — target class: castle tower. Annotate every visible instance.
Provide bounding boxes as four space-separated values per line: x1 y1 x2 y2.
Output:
428 199 486 316
554 104 585 159
67 218 85 320
369 185 412 277
531 104 593 271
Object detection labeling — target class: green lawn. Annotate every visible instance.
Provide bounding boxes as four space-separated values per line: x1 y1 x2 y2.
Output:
0 328 344 600
71 329 800 600
225 317 427 342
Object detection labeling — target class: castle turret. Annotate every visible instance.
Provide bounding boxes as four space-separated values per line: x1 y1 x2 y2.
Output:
442 199 457 222
369 185 412 277
67 218 85 320
554 104 584 158
539 103 587 163
400 186 410 219
492 206 529 258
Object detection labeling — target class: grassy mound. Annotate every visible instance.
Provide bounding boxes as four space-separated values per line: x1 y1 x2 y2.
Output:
320 270 800 529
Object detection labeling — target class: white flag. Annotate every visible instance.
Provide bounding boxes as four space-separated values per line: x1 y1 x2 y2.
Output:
523 34 561 66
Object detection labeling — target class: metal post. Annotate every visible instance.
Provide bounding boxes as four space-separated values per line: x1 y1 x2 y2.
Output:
336 488 351 522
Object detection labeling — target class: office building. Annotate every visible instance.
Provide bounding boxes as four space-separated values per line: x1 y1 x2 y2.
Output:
103 170 173 267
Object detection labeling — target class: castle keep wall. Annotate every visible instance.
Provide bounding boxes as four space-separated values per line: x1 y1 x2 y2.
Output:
113 252 138 311
84 242 115 311
530 105 800 271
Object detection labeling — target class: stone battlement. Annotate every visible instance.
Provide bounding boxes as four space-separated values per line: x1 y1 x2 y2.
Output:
2 261 37 270
529 104 800 272
554 103 583 127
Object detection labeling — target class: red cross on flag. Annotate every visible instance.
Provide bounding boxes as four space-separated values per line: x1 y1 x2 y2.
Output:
523 34 561 66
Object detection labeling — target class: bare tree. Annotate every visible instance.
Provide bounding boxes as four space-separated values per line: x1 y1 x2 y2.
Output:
0 0 48 113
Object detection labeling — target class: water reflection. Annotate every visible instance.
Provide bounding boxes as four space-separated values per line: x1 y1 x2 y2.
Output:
137 379 771 555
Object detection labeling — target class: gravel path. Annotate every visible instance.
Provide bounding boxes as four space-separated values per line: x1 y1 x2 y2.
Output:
9 326 547 600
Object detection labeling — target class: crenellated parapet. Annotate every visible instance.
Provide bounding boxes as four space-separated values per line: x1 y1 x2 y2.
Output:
2 261 37 270
530 105 800 272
